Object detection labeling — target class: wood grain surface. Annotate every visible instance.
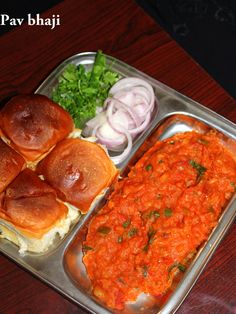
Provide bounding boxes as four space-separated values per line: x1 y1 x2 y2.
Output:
0 0 235 313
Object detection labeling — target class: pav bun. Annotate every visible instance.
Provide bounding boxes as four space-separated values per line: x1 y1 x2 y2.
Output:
0 94 74 161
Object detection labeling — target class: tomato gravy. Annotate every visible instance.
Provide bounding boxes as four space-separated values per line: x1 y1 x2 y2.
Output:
83 131 236 309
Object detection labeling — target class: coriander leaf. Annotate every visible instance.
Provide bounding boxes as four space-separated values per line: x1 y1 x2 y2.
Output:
142 265 148 277
164 208 172 217
145 164 153 171
123 219 131 228
82 245 93 253
230 182 236 191
143 228 156 252
97 226 111 234
52 51 120 128
198 138 209 145
168 262 186 273
148 210 160 219
189 159 207 181
128 228 138 237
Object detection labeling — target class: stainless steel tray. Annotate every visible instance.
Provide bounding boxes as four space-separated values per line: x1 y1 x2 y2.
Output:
1 52 236 314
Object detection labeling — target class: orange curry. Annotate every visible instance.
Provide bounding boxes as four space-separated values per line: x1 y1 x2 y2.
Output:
83 131 236 310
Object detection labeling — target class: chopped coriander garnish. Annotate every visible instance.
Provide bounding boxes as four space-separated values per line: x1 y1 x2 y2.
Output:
164 208 173 217
198 138 209 145
145 164 153 171
52 50 120 128
142 265 148 277
143 228 156 252
143 244 149 252
97 226 111 234
147 228 156 244
189 159 207 180
117 277 125 284
123 219 131 228
82 245 93 253
168 262 186 273
148 210 160 219
128 228 138 237
208 206 215 213
177 263 186 272
230 182 236 191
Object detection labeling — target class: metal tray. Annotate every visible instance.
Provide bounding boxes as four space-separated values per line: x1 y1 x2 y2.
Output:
1 52 236 314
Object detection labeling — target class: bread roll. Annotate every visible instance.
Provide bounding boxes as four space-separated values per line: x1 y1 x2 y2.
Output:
0 169 79 253
0 94 74 161
0 138 25 193
37 138 118 213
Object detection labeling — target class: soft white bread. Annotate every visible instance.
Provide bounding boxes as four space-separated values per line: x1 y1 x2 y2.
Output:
0 169 79 253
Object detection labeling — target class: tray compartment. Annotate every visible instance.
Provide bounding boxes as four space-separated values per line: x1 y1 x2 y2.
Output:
63 112 236 314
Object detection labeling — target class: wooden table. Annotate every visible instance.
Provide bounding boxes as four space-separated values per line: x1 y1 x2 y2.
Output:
0 0 235 313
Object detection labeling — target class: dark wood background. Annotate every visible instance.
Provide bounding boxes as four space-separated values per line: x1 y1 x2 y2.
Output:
0 0 235 313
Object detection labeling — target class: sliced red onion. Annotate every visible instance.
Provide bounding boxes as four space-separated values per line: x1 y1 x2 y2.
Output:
110 77 155 108
105 97 141 127
128 112 151 136
86 111 107 129
96 127 126 150
84 77 156 164
109 128 133 165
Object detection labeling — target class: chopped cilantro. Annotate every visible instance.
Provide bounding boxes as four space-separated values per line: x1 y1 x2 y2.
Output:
128 228 138 237
164 208 173 217
142 265 148 277
52 50 120 128
147 228 156 244
143 228 156 252
82 245 93 253
97 226 111 234
208 206 215 213
148 210 160 220
145 164 153 171
230 182 236 191
123 219 131 228
168 262 186 273
198 138 209 145
177 263 186 272
189 159 207 180
117 277 125 284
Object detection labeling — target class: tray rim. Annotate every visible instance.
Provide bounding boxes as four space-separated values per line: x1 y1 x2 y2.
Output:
0 51 235 314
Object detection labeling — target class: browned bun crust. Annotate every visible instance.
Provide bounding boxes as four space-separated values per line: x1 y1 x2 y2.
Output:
0 138 25 193
0 94 74 161
0 168 68 238
37 138 118 213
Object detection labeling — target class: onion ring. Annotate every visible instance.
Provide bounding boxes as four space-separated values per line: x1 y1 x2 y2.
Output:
85 77 157 164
